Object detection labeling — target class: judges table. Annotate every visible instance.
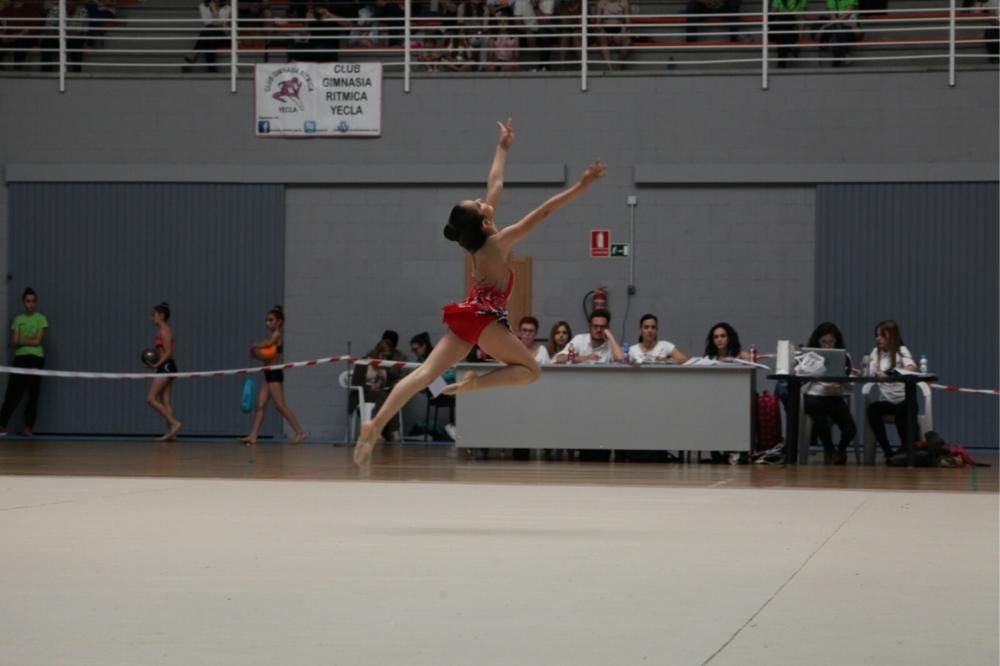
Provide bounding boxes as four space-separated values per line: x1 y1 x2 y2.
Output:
768 373 938 467
455 363 756 452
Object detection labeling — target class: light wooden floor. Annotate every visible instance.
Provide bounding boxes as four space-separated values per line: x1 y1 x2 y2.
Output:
0 439 995 492
2 439 997 665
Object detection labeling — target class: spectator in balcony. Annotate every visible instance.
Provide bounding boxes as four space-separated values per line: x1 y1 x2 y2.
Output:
305 3 354 61
978 0 998 64
1 0 43 70
441 29 477 69
552 309 624 364
594 0 629 70
486 6 520 70
530 0 557 69
629 314 689 364
545 320 572 359
517 316 550 364
555 0 581 64
815 0 859 66
0 0 13 66
369 0 404 46
83 0 117 50
770 0 805 67
41 0 88 72
685 0 743 43
184 0 231 73
703 321 750 361
416 28 447 69
236 0 272 58
509 0 539 68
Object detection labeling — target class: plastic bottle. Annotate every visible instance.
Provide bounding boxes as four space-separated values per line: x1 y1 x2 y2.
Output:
750 344 758 364
622 342 631 364
919 354 928 374
567 343 577 364
861 355 871 377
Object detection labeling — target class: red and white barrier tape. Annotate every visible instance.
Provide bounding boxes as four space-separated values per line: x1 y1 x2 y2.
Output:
353 358 424 371
0 355 427 380
930 384 1000 396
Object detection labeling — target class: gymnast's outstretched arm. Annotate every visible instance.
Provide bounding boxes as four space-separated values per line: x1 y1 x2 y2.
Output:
495 160 607 249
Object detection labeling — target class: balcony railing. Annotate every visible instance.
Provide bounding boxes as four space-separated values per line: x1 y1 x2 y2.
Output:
0 0 995 92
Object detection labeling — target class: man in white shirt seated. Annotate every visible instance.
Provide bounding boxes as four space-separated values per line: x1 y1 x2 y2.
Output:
552 309 625 364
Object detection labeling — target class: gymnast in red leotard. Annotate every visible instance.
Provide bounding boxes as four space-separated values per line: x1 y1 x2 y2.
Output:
354 119 607 464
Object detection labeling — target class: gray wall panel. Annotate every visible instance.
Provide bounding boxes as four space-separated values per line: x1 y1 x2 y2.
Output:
6 183 285 438
816 183 999 449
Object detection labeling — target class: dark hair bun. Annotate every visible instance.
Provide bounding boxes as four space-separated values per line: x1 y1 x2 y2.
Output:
273 304 283 312
443 224 459 242
159 301 170 308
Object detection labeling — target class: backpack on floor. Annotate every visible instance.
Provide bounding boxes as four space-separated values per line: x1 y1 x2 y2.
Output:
754 390 782 452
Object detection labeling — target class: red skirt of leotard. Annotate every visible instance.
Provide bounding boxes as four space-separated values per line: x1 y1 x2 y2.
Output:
442 274 514 345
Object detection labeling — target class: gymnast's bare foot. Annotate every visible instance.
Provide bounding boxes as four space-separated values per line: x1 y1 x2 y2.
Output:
354 423 378 465
442 370 477 396
239 435 256 445
157 421 181 442
289 431 307 445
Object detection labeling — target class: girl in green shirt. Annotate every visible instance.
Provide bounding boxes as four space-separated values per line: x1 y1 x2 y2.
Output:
0 288 48 436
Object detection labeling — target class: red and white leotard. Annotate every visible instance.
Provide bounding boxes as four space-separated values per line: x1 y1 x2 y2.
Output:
442 271 514 345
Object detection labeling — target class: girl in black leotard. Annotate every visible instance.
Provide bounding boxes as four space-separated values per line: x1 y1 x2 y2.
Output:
145 302 182 441
241 305 306 445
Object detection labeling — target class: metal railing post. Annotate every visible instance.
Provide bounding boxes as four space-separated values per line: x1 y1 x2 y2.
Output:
761 0 769 89
58 0 66 92
231 0 239 93
580 5 588 91
404 0 412 93
948 0 956 87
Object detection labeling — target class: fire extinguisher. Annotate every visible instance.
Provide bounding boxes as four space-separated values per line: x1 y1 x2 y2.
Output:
593 287 608 312
583 287 609 319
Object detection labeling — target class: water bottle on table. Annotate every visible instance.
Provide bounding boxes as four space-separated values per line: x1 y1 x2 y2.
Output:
919 354 928 374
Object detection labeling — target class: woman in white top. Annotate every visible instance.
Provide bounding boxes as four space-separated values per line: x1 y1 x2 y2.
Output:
594 0 630 70
864 319 918 459
628 314 689 364
800 322 857 465
545 320 572 361
517 316 551 364
703 322 751 361
184 0 231 72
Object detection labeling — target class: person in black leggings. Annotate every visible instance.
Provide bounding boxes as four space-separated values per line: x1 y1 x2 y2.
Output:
241 305 306 445
0 288 48 437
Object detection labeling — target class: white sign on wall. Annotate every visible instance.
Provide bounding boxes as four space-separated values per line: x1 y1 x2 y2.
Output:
255 62 382 137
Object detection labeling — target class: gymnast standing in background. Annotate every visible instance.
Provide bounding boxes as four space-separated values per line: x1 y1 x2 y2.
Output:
241 305 307 446
145 302 182 441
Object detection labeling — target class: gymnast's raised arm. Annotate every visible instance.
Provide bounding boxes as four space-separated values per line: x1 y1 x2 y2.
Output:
484 118 514 209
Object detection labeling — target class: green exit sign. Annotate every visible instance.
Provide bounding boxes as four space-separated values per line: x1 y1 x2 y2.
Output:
611 243 629 257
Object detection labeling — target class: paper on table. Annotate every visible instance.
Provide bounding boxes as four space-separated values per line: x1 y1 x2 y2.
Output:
682 357 722 367
427 375 448 397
